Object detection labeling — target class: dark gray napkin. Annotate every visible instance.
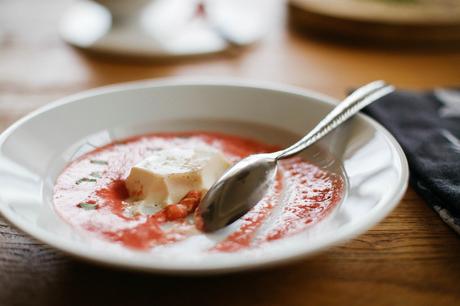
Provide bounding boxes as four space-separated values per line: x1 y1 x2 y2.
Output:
362 88 460 234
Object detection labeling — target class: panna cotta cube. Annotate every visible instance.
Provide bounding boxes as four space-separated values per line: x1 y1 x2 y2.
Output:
125 146 230 206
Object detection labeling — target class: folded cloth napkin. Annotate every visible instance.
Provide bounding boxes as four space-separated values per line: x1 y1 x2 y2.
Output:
362 88 460 234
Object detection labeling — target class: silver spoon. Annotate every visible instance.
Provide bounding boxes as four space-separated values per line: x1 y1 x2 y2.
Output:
197 81 394 232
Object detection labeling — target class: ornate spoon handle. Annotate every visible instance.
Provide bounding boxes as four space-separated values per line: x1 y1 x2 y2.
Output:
277 80 394 160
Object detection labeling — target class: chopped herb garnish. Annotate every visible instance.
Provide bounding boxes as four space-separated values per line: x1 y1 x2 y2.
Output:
75 177 97 185
77 202 98 210
90 159 108 165
89 171 102 178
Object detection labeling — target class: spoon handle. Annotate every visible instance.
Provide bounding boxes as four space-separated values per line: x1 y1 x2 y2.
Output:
276 80 394 160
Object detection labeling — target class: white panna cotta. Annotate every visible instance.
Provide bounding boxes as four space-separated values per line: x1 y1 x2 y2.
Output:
125 146 230 207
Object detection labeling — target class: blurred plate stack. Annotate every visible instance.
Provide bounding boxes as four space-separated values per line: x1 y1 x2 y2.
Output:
60 0 278 58
289 0 460 47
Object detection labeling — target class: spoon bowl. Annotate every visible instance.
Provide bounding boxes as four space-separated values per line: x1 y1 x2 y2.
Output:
199 152 278 231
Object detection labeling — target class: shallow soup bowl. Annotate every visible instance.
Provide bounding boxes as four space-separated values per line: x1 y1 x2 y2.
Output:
0 78 408 274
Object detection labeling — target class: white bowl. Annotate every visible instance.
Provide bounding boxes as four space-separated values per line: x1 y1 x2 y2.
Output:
0 78 408 274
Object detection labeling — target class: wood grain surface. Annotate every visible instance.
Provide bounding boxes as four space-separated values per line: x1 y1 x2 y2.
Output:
1 1 460 306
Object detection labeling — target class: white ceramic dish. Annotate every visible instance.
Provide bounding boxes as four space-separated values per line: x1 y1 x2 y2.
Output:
60 0 276 57
0 78 408 275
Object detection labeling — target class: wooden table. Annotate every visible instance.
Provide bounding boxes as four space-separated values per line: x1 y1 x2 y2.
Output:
1 1 460 305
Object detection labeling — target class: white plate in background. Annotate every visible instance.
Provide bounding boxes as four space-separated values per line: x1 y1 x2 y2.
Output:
290 0 460 24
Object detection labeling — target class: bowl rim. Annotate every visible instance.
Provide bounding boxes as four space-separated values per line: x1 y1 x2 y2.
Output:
0 77 409 274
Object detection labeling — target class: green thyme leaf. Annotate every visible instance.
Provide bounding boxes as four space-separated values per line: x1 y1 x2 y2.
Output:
89 171 102 178
76 178 97 185
90 159 108 165
77 202 98 210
